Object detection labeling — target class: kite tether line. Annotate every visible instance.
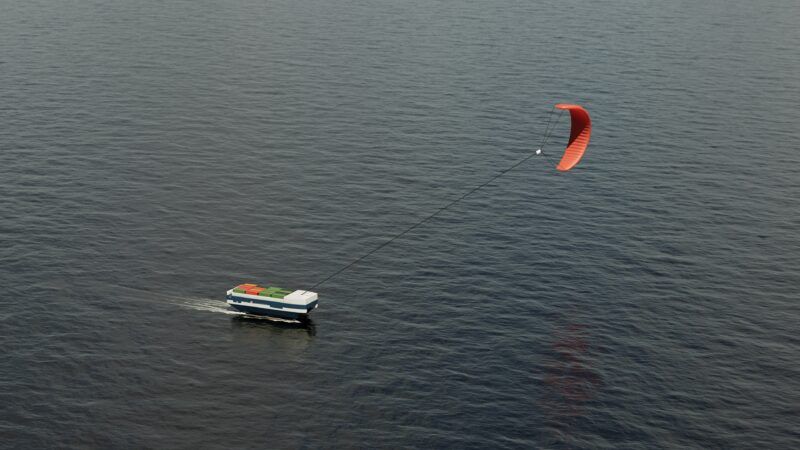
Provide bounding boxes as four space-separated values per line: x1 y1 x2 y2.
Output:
307 109 566 290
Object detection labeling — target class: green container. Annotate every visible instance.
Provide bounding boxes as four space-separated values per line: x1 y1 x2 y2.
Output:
269 292 286 299
233 288 246 294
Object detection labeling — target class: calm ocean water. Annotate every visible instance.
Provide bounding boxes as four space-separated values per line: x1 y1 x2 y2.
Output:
1 0 799 448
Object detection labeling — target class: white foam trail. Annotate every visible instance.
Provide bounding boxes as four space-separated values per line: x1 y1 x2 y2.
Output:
174 297 303 323
177 297 245 315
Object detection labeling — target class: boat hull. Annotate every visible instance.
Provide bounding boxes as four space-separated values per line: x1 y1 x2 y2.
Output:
228 302 309 320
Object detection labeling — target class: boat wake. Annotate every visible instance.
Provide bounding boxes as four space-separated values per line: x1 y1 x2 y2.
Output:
177 297 244 316
177 297 305 324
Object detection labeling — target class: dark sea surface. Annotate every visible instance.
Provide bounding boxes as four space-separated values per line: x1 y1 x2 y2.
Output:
1 0 799 448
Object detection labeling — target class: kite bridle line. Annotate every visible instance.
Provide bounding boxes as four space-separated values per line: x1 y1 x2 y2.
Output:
537 107 566 167
306 107 565 291
536 105 557 153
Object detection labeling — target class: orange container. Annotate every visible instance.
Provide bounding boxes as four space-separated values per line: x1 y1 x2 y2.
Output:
246 287 265 295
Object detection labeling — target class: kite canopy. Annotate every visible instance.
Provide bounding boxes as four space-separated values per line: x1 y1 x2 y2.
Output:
554 104 591 171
